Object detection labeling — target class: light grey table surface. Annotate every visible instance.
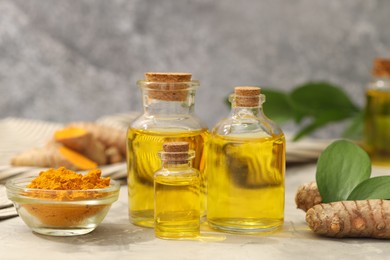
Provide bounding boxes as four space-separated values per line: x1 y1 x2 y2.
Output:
1 164 389 260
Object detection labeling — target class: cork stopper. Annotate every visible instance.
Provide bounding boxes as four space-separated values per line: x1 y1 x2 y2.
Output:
144 72 192 101
234 86 261 107
162 142 190 163
372 59 390 78
145 72 192 82
163 142 189 152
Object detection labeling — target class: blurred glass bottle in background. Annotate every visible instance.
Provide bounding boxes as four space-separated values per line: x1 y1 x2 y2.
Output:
364 59 390 166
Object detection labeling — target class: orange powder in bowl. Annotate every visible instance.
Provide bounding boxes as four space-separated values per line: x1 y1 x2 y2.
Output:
22 167 113 227
27 167 110 190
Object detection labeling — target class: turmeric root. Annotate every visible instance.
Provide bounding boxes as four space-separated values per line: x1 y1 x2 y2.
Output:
295 181 322 212
66 122 126 156
54 127 107 165
306 200 390 239
11 145 97 171
105 146 123 164
54 127 91 150
10 121 126 170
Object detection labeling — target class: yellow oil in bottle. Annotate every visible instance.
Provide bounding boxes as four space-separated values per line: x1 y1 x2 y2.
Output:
364 88 390 166
207 133 285 233
127 128 208 227
154 170 200 239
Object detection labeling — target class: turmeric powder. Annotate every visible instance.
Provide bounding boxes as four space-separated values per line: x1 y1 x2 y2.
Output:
28 167 110 190
23 204 109 227
22 167 113 227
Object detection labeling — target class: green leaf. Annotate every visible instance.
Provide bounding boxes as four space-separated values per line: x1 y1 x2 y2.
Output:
290 82 360 118
293 111 307 124
347 176 390 200
293 110 353 141
342 110 364 140
261 88 294 124
316 140 371 203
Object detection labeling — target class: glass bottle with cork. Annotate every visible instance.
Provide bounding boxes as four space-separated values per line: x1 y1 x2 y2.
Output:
206 86 285 233
127 72 208 227
364 58 390 166
154 142 200 239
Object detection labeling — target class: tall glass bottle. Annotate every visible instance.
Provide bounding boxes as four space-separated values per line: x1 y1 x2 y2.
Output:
207 86 285 233
127 72 208 227
364 58 390 166
154 142 200 239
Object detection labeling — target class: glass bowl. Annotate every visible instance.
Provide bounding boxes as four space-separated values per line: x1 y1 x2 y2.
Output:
6 176 120 236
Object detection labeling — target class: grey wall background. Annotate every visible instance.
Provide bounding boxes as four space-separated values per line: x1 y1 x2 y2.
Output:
0 0 389 136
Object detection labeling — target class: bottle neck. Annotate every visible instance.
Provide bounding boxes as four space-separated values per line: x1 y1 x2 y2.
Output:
231 105 263 118
143 98 195 115
229 93 266 118
159 150 195 169
138 80 199 116
161 160 193 169
141 89 197 116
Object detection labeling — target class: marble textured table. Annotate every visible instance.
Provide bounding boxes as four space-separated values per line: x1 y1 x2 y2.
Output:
1 164 390 260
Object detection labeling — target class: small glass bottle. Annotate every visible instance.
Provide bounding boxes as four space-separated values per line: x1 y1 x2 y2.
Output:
154 142 200 239
364 58 390 166
127 73 208 227
207 86 285 233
